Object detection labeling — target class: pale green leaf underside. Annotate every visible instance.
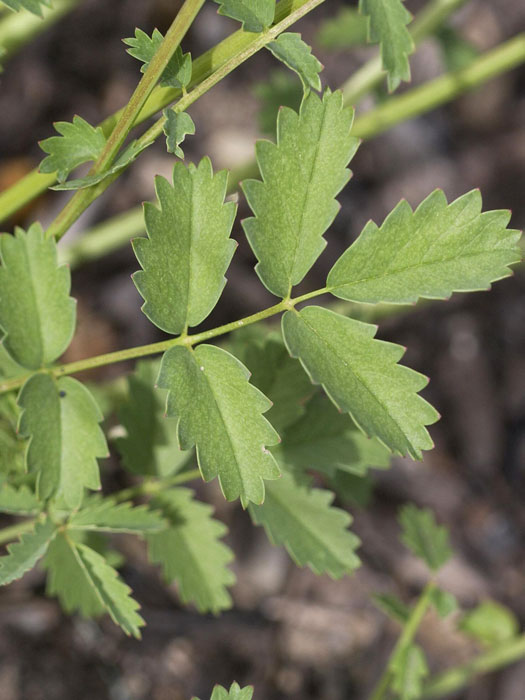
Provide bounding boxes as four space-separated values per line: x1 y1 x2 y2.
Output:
282 306 439 459
0 519 55 585
392 644 429 700
212 0 275 32
1 0 51 18
116 359 190 477
18 374 107 509
39 115 106 183
234 334 313 432
0 484 40 514
133 157 236 335
148 488 235 613
276 392 391 478
158 344 280 506
194 683 254 700
359 0 414 91
399 504 452 571
123 28 192 89
163 109 195 157
43 532 144 637
266 33 322 92
0 223 76 369
459 600 519 647
328 189 522 305
69 496 166 534
249 471 360 578
242 89 359 298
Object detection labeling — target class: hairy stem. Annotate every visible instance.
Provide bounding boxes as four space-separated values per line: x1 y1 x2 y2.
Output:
369 581 436 700
0 288 331 395
0 0 325 225
45 0 206 239
422 634 525 698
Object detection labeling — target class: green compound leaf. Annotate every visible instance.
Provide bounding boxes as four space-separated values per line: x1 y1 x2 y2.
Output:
234 334 314 433
43 532 144 638
459 600 519 647
392 644 429 700
194 683 254 700
276 392 391 478
116 359 190 477
266 33 322 93
359 0 414 92
0 0 51 18
123 28 192 89
0 518 56 585
212 0 275 33
148 488 235 614
163 109 195 157
39 115 106 183
0 223 76 369
242 89 358 298
69 496 166 534
282 306 438 459
0 484 40 515
328 190 522 305
249 471 360 578
18 374 108 509
399 504 452 572
158 345 280 506
133 157 236 335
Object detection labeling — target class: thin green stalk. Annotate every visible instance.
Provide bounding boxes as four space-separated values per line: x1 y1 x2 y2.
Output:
0 0 78 64
45 0 206 240
0 0 325 225
0 288 330 396
353 33 525 140
0 518 35 545
341 0 468 105
422 634 525 698
114 468 202 503
369 581 436 700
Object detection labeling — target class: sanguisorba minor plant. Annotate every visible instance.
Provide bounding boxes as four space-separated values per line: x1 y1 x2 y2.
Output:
0 0 524 697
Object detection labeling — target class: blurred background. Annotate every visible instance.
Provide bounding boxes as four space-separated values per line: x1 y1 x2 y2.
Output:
0 0 525 698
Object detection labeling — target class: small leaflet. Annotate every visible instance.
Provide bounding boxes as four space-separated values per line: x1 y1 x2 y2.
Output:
163 109 196 157
266 33 322 93
39 115 106 183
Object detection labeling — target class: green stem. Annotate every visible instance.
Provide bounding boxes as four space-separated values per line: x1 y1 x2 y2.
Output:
114 468 202 503
353 33 525 140
45 0 206 240
0 0 325 226
341 0 468 105
0 518 36 545
0 0 78 64
0 288 330 395
422 634 525 698
369 581 436 700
